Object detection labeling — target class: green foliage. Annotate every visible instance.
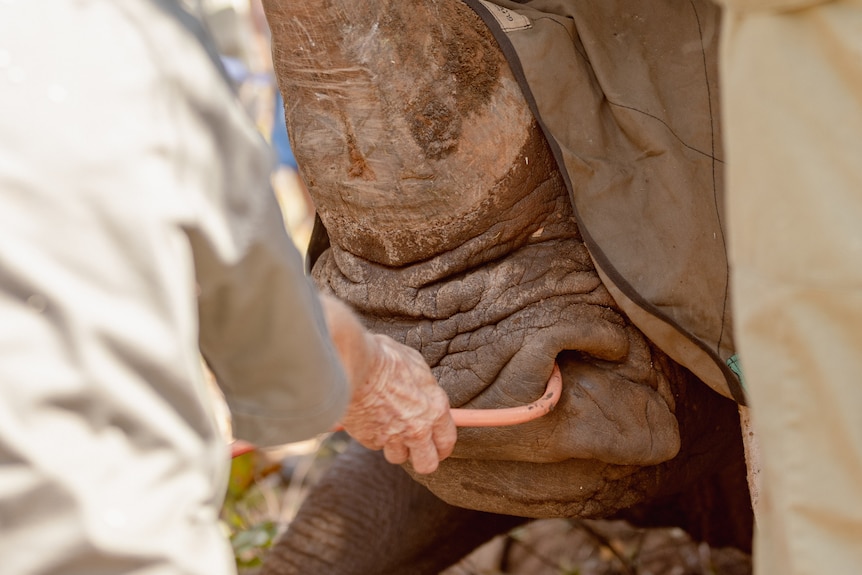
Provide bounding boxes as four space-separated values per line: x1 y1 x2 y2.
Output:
231 520 278 569
227 451 258 500
218 435 349 573
220 449 279 571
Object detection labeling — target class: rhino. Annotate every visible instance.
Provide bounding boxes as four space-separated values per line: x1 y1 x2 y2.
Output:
258 0 753 573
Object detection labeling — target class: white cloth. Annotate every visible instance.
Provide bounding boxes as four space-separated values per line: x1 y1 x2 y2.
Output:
0 1 349 573
721 0 862 572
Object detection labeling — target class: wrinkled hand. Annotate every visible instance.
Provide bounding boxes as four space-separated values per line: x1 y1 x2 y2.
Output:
340 334 457 474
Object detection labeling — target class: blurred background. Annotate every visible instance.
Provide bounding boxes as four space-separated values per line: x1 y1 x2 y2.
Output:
185 0 316 252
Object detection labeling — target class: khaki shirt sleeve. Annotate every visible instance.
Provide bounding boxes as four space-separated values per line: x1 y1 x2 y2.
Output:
132 0 351 446
190 202 351 447
178 27 350 448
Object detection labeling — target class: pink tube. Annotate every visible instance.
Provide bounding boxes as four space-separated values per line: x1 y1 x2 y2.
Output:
450 362 562 427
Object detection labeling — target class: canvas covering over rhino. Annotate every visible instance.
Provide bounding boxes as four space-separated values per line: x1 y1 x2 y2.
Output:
258 0 753 573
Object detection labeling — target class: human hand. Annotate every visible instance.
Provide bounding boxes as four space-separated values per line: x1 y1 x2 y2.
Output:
339 333 457 474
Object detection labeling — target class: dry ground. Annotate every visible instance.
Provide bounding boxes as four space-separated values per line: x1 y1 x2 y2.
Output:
444 518 751 575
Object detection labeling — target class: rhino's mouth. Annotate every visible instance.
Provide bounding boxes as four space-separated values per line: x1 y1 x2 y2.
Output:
449 348 679 466
313 223 681 470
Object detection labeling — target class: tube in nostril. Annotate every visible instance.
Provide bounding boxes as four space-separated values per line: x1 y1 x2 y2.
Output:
449 362 562 427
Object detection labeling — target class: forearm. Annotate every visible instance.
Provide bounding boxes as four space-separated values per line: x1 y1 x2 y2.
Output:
318 293 375 397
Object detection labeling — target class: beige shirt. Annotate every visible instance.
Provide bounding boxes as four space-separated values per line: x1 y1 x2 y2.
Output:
0 1 348 573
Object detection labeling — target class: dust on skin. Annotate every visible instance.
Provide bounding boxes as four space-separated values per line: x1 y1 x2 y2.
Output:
380 1 502 160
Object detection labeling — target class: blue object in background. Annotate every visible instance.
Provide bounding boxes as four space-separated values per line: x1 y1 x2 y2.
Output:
220 55 298 171
271 91 298 171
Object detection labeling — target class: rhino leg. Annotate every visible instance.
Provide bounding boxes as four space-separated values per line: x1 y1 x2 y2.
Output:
261 442 526 575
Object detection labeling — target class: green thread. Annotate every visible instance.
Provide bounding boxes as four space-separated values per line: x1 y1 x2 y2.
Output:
727 354 746 392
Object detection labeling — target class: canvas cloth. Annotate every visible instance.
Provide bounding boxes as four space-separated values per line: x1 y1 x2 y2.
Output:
464 0 744 403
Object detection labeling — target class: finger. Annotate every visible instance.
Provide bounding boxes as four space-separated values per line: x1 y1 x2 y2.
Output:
408 437 441 475
432 413 458 460
383 442 409 466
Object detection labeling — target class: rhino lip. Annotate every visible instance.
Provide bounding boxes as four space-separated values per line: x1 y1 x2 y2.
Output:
406 349 682 520
445 348 681 468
